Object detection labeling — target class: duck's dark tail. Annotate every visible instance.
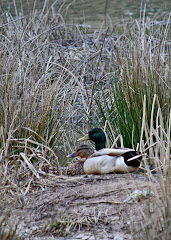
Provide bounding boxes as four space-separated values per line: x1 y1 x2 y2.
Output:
122 151 142 168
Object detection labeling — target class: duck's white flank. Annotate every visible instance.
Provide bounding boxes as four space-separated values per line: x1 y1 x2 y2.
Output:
83 155 136 174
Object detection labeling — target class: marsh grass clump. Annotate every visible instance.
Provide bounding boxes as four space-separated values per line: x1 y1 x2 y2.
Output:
0 4 92 184
127 93 170 239
41 210 105 237
131 171 171 240
88 11 170 149
43 216 71 236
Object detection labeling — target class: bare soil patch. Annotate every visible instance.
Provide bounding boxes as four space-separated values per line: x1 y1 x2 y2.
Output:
2 173 162 240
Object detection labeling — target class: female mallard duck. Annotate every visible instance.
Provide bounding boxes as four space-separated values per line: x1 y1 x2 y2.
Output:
78 128 142 174
67 144 94 175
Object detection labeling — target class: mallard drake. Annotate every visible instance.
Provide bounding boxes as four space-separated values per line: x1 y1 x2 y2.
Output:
67 144 94 175
78 128 142 174
78 128 106 150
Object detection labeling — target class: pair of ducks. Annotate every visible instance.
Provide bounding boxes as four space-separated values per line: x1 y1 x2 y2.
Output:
67 128 142 175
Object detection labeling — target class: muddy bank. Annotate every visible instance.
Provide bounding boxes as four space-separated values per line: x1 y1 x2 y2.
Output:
4 173 162 240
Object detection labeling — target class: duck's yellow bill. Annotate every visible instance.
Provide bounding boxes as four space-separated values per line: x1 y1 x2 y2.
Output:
77 134 89 141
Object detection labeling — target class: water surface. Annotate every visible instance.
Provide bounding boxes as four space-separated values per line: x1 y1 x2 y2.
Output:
1 0 171 29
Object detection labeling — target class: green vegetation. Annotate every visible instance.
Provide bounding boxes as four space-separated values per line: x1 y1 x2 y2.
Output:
0 1 170 239
42 212 104 236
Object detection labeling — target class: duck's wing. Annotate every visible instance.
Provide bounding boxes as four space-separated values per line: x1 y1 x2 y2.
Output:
90 148 135 157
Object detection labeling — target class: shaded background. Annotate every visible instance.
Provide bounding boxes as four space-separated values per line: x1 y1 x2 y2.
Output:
1 0 171 29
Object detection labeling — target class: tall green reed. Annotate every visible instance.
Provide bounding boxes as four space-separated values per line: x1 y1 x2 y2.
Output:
88 11 170 149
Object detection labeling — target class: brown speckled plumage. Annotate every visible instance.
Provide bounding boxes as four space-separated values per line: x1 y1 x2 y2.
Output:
67 145 94 176
67 157 85 176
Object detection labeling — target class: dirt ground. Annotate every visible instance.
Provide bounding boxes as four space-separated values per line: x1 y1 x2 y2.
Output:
3 172 163 240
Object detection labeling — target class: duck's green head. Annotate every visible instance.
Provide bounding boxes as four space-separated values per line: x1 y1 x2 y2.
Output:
78 128 106 150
